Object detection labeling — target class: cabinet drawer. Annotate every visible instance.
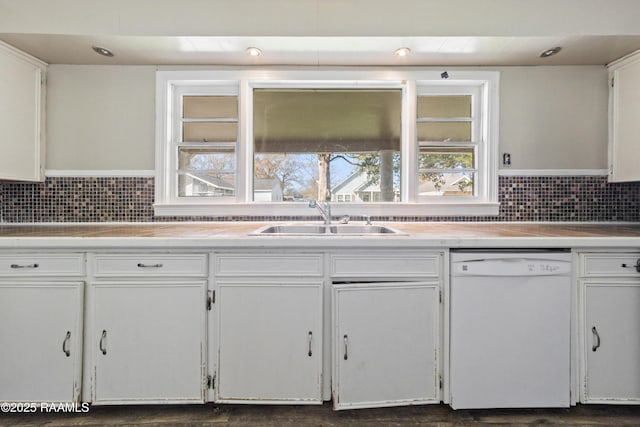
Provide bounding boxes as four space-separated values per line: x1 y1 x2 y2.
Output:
0 253 84 276
214 253 323 277
581 253 640 277
330 253 441 278
91 254 208 277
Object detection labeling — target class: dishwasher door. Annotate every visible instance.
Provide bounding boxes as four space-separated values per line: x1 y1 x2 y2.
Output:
449 252 571 409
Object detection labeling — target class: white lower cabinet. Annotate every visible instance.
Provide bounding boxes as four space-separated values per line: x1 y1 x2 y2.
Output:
579 252 640 403
0 253 85 403
213 253 324 404
329 251 443 410
88 253 208 404
216 281 323 403
91 281 206 404
332 282 440 410
0 281 84 402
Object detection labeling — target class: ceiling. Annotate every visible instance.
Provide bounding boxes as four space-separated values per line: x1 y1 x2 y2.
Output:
2 0 640 67
2 34 640 66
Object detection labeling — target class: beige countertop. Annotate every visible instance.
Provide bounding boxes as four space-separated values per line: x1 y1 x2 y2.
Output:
1 222 640 249
1 222 640 238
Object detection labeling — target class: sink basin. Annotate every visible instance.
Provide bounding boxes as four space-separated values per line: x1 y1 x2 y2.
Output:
253 225 329 235
329 225 399 234
251 224 405 236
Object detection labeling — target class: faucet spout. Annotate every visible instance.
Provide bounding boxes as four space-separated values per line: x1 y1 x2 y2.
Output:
308 200 332 225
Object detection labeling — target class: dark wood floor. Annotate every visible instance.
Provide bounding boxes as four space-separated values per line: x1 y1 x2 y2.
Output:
1 403 640 427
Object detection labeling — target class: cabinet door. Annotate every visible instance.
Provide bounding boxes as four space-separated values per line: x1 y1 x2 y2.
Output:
216 282 323 403
608 51 640 182
0 282 83 402
332 282 440 410
0 42 45 182
92 281 206 404
584 282 640 402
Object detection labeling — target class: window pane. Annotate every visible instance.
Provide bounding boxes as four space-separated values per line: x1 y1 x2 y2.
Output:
253 151 400 202
178 147 235 171
418 146 474 170
417 95 471 118
182 122 237 143
417 122 471 142
253 89 402 202
183 96 237 119
178 173 236 197
418 172 474 197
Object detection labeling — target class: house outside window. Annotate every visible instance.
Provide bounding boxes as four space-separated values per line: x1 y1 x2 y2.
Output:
155 69 499 217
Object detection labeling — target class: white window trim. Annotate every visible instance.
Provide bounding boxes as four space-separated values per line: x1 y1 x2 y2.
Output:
155 69 500 217
416 82 485 202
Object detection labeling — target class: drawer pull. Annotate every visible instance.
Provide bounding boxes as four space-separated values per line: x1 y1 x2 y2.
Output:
343 334 349 361
10 263 39 269
99 330 107 355
308 331 313 357
592 326 601 352
136 263 163 268
620 259 640 273
62 331 71 357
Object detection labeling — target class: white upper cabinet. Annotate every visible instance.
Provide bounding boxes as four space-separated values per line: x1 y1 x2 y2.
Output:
608 49 640 182
0 41 46 182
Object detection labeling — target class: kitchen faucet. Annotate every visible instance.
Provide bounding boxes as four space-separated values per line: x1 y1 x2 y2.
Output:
308 200 332 225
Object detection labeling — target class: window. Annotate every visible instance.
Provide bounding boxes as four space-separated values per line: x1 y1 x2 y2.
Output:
416 85 480 199
253 88 401 203
155 70 499 216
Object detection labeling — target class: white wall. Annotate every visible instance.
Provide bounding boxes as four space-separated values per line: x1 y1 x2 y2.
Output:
46 65 156 171
45 64 608 171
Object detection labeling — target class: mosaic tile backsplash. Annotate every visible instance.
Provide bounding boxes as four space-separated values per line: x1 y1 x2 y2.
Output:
1 175 639 223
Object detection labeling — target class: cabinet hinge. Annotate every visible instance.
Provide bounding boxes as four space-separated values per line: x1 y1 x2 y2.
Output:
439 375 443 389
207 374 215 389
611 77 615 88
439 289 442 304
207 290 215 310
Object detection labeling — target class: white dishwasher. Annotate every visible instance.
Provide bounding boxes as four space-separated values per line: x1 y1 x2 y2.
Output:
449 250 571 409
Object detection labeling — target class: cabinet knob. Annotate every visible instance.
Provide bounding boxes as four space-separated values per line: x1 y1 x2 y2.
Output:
10 263 39 269
62 331 71 357
343 334 349 361
620 259 640 273
137 263 163 268
99 330 108 355
592 326 601 352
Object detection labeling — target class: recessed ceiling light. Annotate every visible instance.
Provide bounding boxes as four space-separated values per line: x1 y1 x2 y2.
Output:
540 46 562 58
246 47 262 57
394 47 411 57
92 46 114 57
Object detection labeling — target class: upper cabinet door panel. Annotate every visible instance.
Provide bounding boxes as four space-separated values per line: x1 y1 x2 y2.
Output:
0 42 46 182
608 50 640 182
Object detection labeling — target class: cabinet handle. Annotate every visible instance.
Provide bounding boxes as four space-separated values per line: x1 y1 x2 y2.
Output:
62 331 71 357
592 326 601 352
308 331 313 357
10 263 39 269
343 334 349 361
99 330 107 355
620 259 640 273
137 263 163 268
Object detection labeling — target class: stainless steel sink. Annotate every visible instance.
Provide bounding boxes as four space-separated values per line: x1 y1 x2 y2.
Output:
329 225 399 234
251 224 405 236
252 225 329 235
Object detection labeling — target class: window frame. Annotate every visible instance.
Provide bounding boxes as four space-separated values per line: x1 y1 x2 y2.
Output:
416 83 483 201
155 69 499 217
174 83 239 202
